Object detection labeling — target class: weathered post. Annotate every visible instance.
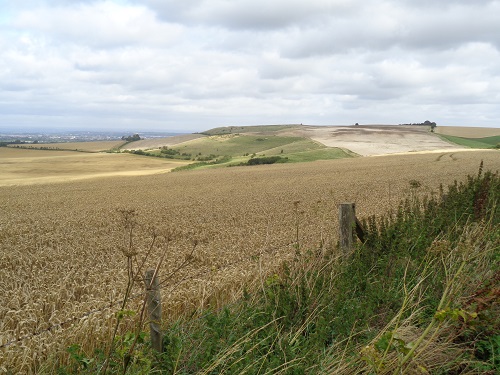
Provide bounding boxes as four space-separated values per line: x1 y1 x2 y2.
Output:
145 269 163 353
339 203 356 257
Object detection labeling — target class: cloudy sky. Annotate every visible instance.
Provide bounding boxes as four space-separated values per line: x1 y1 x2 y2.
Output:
1 0 499 133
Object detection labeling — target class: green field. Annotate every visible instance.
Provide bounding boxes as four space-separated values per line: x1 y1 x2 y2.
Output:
125 133 355 171
479 135 500 146
168 135 354 168
201 124 301 135
440 134 500 149
173 134 305 156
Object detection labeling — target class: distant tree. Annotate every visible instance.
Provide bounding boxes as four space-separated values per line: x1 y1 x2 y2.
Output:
121 134 141 142
404 120 437 131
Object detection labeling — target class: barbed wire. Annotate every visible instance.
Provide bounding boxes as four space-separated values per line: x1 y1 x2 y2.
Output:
0 239 298 349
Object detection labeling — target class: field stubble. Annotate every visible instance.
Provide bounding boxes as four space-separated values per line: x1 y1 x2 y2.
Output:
0 150 499 373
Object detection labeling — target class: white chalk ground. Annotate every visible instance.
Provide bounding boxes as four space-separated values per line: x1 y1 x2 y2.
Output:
287 125 467 156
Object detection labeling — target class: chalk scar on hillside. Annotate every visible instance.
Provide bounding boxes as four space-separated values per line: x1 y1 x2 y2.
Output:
291 125 474 156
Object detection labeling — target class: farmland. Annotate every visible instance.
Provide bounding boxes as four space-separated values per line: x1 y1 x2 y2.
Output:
438 134 500 149
434 125 500 138
434 125 500 149
0 147 189 187
0 146 499 373
15 140 125 152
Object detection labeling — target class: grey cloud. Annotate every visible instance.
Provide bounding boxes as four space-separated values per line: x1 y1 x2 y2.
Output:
277 1 500 58
144 0 358 29
1 0 500 131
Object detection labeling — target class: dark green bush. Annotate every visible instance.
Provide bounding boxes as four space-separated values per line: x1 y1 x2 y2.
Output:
246 156 288 165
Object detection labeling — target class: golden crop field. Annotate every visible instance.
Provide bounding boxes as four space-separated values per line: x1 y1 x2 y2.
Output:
435 126 500 138
15 140 125 152
0 147 189 186
121 134 206 150
0 149 499 373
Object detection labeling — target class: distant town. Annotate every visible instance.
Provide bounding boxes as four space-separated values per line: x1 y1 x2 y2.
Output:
0 130 182 144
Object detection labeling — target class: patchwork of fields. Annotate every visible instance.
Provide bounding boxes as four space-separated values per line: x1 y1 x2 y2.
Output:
1 147 499 372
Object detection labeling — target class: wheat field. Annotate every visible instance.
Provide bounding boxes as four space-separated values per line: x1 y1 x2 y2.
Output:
434 125 500 138
15 141 125 152
0 147 189 187
0 149 499 373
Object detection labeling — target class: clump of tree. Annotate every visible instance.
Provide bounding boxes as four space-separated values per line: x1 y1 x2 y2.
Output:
121 134 141 142
0 139 27 147
160 146 180 157
197 154 218 161
400 120 437 131
242 156 288 166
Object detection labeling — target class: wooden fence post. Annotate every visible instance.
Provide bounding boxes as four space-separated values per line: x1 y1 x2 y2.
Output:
145 269 163 353
339 203 356 256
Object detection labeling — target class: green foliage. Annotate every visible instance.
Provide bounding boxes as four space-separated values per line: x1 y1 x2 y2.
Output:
122 134 141 142
65 344 94 372
201 125 301 135
439 134 499 149
160 147 180 156
172 156 232 171
0 140 27 147
475 335 500 371
170 135 306 158
244 155 288 165
284 148 356 162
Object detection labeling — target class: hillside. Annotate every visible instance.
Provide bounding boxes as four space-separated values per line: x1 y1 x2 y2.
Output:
435 126 500 138
124 124 477 159
123 131 355 169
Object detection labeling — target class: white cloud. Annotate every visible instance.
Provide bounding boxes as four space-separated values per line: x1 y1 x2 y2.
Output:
11 2 183 49
0 0 499 131
145 0 357 29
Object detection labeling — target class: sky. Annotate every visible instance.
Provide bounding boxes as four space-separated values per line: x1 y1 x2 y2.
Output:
1 0 499 133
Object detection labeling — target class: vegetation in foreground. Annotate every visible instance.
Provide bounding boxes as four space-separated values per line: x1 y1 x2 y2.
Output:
56 164 499 374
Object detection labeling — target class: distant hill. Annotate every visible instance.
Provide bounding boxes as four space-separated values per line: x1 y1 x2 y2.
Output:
435 126 500 138
201 124 301 135
435 126 500 149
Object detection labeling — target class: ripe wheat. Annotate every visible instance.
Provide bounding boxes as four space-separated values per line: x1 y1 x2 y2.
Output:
0 150 498 373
